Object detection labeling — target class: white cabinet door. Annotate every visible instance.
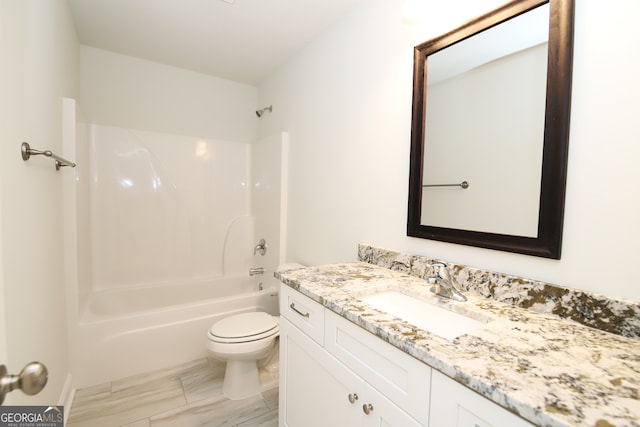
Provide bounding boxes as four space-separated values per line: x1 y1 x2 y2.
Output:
325 309 431 425
281 316 425 427
429 371 534 427
280 317 363 427
363 385 424 427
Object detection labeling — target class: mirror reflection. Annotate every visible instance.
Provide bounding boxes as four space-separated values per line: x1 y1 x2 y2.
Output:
422 4 549 237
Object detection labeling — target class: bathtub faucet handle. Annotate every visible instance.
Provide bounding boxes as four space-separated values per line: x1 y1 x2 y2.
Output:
249 267 264 276
254 239 267 256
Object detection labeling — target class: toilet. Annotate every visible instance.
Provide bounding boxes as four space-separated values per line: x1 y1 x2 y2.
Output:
207 311 279 400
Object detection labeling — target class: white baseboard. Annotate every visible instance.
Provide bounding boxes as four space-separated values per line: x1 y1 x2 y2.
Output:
58 373 75 427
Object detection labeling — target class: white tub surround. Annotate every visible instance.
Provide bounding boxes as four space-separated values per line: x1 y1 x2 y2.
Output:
275 263 640 427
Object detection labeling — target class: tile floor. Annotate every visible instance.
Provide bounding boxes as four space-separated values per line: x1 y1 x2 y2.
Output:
66 358 279 427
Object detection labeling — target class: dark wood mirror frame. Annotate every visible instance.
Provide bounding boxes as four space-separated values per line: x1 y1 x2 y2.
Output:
407 0 574 259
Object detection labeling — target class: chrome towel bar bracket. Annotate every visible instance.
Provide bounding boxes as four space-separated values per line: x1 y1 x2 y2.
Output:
21 142 76 171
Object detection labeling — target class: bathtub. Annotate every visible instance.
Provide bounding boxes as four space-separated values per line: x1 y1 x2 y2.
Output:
72 274 280 388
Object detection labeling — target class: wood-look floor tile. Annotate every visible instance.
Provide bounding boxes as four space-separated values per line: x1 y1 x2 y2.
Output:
111 359 208 393
72 381 112 405
121 419 150 427
180 361 224 404
149 394 269 427
260 388 278 411
68 357 279 427
234 408 278 427
67 378 186 427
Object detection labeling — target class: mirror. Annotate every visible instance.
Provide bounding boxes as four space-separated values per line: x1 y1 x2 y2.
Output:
407 0 574 259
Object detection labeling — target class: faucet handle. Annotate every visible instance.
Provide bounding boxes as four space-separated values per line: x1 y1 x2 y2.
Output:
427 262 448 279
254 238 267 256
426 262 467 302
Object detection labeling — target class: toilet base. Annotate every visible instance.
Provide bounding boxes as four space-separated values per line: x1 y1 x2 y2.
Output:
222 359 260 400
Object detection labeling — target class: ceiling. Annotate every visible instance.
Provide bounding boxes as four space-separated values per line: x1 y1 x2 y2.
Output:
68 0 362 86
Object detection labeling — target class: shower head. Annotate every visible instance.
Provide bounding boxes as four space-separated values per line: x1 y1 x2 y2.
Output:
256 105 273 117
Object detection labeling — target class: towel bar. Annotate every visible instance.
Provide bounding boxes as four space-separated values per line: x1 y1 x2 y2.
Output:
21 142 76 171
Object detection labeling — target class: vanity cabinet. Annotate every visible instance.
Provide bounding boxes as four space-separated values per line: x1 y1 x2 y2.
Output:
280 317 422 427
279 284 534 427
280 285 427 427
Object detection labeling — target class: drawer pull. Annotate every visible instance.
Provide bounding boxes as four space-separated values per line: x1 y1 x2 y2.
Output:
348 393 358 404
289 302 310 318
362 403 374 415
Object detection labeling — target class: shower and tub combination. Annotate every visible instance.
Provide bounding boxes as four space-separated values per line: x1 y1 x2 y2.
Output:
62 98 288 389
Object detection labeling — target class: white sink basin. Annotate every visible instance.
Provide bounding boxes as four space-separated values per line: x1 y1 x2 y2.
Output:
358 291 488 340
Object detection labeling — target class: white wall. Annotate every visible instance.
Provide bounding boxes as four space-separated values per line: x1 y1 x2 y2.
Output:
258 0 640 302
79 46 258 143
0 0 78 404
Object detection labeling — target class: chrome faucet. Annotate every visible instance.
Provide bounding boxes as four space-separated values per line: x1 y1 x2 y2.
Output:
426 262 467 302
254 238 267 256
249 267 264 276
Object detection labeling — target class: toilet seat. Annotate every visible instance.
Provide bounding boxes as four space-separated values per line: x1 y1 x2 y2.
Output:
206 311 280 400
208 312 279 344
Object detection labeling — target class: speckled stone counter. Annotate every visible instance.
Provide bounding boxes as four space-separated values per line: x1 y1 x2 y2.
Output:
358 245 640 339
275 262 640 427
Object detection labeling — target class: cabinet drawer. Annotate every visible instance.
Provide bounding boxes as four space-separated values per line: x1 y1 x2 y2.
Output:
280 284 325 345
325 309 431 426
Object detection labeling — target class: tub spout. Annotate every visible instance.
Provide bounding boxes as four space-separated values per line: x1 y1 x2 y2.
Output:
249 267 264 276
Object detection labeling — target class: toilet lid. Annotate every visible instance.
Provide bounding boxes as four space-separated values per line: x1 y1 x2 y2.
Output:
209 312 279 342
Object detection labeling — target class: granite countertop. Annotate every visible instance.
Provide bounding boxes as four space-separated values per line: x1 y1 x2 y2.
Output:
275 262 640 427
